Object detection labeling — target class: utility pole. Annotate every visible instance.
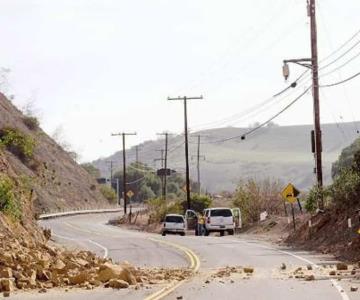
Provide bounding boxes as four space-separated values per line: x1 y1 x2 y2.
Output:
157 132 169 200
106 160 114 184
135 146 140 164
154 149 165 199
111 132 137 214
167 96 203 209
282 0 323 209
191 135 205 194
309 0 323 210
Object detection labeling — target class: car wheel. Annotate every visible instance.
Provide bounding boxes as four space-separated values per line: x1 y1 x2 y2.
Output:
180 232 185 236
228 229 234 235
162 232 166 236
205 230 210 236
220 231 225 237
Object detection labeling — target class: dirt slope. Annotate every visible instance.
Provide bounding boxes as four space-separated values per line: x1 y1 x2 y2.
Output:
0 92 111 214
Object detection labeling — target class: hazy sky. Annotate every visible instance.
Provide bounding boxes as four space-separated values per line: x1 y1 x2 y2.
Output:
1 0 360 162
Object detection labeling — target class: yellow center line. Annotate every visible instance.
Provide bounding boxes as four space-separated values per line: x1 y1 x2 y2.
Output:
145 238 201 300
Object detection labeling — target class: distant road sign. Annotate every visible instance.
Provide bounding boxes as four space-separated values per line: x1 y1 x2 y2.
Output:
281 183 300 204
127 190 134 198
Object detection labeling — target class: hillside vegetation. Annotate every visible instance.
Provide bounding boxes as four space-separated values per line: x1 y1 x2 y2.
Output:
93 122 360 193
0 92 113 216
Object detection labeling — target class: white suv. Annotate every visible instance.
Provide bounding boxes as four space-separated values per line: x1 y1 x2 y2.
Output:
204 208 235 236
161 214 186 236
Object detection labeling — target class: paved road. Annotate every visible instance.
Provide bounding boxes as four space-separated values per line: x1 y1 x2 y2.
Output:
11 212 360 300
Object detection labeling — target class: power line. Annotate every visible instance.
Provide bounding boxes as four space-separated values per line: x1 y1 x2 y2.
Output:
320 71 360 88
197 87 311 144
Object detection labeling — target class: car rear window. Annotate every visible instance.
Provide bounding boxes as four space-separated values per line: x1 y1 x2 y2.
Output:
165 216 184 223
210 209 232 217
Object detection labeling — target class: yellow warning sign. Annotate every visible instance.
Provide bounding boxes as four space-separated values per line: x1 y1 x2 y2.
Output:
126 190 134 198
281 183 300 204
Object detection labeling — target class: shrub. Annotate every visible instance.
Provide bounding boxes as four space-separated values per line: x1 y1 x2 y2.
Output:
329 169 360 210
100 185 117 203
23 116 39 130
146 198 183 223
181 193 212 213
232 178 282 224
305 185 322 213
0 128 36 161
0 175 22 220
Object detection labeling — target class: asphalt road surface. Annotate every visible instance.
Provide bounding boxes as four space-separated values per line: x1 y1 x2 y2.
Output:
11 212 360 300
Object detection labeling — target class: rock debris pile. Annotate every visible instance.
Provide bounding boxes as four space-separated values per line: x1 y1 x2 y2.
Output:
0 236 191 297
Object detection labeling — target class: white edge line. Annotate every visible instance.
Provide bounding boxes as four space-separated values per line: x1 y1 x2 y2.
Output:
52 233 109 259
232 239 350 300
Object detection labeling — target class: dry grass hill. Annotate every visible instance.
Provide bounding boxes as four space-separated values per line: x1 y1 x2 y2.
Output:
93 122 360 193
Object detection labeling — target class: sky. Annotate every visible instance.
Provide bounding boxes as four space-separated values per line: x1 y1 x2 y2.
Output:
0 0 360 162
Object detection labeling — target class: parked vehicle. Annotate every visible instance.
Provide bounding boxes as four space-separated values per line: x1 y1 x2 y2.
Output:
203 207 235 236
161 214 186 236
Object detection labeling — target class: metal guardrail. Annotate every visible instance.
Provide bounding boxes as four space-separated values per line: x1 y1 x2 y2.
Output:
38 208 123 220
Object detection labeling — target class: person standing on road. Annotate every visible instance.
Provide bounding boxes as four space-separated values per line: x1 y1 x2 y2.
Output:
198 213 205 236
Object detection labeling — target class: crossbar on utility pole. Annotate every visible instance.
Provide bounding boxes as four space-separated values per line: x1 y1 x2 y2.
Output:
157 133 170 201
111 132 137 214
167 96 203 209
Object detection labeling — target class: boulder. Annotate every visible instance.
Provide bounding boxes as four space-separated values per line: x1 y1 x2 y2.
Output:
96 263 123 283
0 267 13 278
69 272 90 285
108 279 129 289
1 278 15 292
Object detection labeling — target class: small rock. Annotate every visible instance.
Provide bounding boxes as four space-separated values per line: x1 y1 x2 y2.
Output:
350 286 358 292
280 263 286 270
3 291 10 297
39 288 47 293
329 271 336 276
176 296 183 300
205 280 210 284
336 263 348 271
305 275 315 281
307 265 313 270
243 267 254 274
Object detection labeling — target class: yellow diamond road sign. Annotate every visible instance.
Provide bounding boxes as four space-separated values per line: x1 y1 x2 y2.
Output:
127 190 134 198
281 183 300 204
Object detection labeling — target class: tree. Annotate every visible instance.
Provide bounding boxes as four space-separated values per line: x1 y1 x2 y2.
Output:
332 138 360 178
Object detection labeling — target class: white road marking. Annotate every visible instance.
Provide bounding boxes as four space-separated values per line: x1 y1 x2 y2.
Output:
52 233 109 258
231 238 350 300
88 239 109 258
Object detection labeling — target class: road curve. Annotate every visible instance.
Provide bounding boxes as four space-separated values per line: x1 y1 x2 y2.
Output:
12 212 359 300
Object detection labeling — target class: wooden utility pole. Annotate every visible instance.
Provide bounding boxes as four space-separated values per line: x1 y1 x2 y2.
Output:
309 0 323 209
135 146 140 164
111 132 137 214
282 0 323 209
167 96 203 209
106 160 114 183
157 133 169 200
191 135 205 194
154 149 165 199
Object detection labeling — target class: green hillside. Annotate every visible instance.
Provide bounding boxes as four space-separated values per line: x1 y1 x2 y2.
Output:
92 122 360 193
